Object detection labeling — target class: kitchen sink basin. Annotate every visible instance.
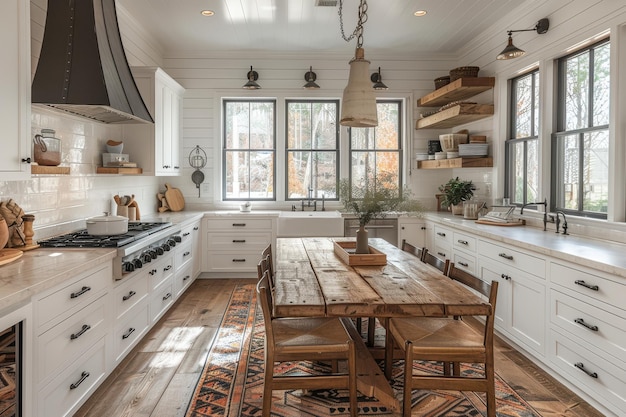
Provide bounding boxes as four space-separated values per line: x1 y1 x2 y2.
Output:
277 210 344 237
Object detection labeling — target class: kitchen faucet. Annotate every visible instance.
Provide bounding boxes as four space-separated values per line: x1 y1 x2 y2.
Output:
520 198 548 231
555 211 569 235
300 187 317 211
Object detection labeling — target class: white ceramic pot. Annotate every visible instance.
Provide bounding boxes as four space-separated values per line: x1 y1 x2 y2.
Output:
86 212 129 235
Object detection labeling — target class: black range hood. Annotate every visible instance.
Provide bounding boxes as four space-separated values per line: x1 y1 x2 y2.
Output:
32 0 153 124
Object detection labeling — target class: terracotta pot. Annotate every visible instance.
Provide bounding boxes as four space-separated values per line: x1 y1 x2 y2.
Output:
0 218 8 249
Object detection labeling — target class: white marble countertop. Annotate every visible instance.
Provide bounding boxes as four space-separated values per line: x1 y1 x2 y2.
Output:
424 212 626 279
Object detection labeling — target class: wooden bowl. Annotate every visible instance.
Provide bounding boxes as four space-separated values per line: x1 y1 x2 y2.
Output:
0 218 8 249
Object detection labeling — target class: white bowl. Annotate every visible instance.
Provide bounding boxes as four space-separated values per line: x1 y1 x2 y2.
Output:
434 152 447 160
447 151 459 159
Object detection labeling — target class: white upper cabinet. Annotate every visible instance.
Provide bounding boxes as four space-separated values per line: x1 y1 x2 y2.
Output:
124 67 184 176
1 0 31 180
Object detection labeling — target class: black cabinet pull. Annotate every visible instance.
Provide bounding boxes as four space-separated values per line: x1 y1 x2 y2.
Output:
193 226 199 231
183 275 190 281
70 286 91 299
436 232 446 237
163 292 172 301
232 223 246 227
498 252 513 260
458 261 469 267
232 258 246 262
457 239 469 245
122 327 135 340
183 232 190 237
574 362 598 378
574 280 599 291
123 290 136 301
421 226 426 230
183 251 190 257
437 252 446 257
22 157 31 163
574 318 599 332
232 239 246 243
70 324 91 340
501 273 511 281
164 265 172 271
69 371 90 389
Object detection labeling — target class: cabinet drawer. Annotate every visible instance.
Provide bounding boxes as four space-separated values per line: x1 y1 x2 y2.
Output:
549 329 626 415
176 240 193 269
432 244 451 261
433 225 453 247
149 254 175 290
550 289 625 363
36 263 111 332
114 271 149 320
206 252 260 272
179 222 199 245
453 252 476 274
150 278 174 323
453 231 476 253
39 337 107 417
550 262 624 310
205 218 272 231
175 262 194 298
206 232 271 250
114 303 149 363
37 295 107 384
478 239 545 278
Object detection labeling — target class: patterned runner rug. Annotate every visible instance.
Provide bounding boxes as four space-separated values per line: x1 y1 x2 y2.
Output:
186 284 541 417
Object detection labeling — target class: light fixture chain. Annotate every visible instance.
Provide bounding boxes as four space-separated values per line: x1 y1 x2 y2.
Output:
338 0 368 48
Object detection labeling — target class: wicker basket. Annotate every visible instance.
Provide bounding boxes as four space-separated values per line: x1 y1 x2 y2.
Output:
434 76 451 89
449 66 480 81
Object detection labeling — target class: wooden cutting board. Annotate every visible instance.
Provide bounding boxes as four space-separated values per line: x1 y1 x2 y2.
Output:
164 183 185 212
0 249 23 266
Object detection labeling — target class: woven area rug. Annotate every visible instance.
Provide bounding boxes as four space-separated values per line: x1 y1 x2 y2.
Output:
186 284 541 417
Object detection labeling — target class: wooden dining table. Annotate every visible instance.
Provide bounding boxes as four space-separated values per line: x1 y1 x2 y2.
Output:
272 237 492 411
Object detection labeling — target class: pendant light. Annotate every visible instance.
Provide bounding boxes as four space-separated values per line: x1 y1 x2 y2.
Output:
338 0 377 127
497 18 550 60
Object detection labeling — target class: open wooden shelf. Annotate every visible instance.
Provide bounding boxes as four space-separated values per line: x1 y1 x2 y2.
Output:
417 157 493 169
96 167 143 174
416 104 494 129
417 77 495 107
31 165 70 175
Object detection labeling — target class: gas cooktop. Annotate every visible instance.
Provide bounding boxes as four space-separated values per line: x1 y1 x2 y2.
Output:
38 221 173 248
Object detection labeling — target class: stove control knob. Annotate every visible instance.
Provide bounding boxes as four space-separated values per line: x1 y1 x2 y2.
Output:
173 235 182 243
148 250 158 259
133 258 143 269
141 253 152 263
123 262 135 272
162 243 171 251
155 246 164 256
167 238 177 247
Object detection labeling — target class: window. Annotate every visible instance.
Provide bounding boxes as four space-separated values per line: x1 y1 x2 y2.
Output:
506 70 540 206
553 39 610 217
285 100 339 200
223 100 276 200
349 100 402 194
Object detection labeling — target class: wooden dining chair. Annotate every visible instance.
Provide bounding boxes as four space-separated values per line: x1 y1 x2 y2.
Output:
256 270 359 417
401 239 426 261
384 264 499 417
421 248 450 275
259 244 274 287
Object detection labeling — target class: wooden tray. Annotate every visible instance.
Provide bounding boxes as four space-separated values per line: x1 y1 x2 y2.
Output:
333 241 387 266
0 249 23 266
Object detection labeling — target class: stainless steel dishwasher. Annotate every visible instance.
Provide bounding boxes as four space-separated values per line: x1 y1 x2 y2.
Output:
344 218 398 246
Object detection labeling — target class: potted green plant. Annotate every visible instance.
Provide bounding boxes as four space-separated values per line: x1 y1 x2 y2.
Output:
339 178 422 253
438 177 474 215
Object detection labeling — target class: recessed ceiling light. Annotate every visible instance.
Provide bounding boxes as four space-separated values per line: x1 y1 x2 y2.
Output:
414 10 427 17
201 10 215 17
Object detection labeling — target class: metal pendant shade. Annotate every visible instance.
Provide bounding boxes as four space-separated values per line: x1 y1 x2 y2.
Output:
242 66 261 89
340 48 378 127
497 34 526 60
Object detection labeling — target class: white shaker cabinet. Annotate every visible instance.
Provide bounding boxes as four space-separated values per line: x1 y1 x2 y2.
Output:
125 67 184 176
397 217 426 248
1 0 31 179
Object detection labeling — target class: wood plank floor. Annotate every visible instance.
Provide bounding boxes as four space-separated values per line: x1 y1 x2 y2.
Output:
75 279 605 417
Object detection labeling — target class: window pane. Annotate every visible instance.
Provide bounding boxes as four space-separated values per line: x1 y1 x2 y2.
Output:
312 102 338 149
514 74 533 138
375 102 400 149
351 127 374 150
533 73 540 137
564 51 590 131
287 102 312 149
249 151 274 198
287 151 337 199
250 102 274 149
225 150 249 198
593 43 610 126
583 130 609 213
558 134 580 210
511 141 524 203
225 102 250 149
526 139 539 203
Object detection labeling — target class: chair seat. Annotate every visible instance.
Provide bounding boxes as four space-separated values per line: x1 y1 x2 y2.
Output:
273 317 351 356
388 317 485 358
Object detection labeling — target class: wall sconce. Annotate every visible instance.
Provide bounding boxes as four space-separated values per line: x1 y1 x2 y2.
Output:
497 18 549 60
242 66 261 89
303 66 320 89
370 67 388 90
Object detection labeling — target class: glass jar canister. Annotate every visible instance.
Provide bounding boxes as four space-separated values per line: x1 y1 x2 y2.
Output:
463 200 479 220
33 129 61 166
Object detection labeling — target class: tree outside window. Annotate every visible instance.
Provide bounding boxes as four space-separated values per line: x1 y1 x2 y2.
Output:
506 70 540 206
349 101 402 196
223 100 276 200
286 100 339 200
553 39 610 217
